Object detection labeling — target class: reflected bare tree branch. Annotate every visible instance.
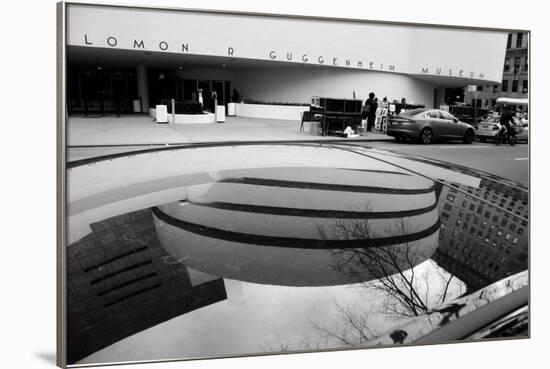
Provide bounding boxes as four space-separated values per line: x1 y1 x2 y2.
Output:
312 208 466 345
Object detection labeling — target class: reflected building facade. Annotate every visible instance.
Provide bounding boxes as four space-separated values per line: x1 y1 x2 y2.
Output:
433 180 528 292
67 209 227 364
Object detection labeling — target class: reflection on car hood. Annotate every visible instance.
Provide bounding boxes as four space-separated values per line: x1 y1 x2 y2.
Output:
66 142 528 365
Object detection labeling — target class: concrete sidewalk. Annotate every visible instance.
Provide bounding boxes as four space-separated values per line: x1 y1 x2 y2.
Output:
67 114 394 147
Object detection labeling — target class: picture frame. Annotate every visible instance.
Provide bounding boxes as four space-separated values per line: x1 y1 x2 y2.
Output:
58 3 528 366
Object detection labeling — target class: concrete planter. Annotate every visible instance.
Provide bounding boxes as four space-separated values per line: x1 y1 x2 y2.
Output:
235 103 308 121
149 107 215 124
167 113 216 124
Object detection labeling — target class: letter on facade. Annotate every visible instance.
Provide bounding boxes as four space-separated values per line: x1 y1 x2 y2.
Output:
388 65 395 72
421 67 429 74
302 54 309 62
269 51 277 60
287 53 293 61
333 58 338 66
182 43 189 52
133 40 145 49
228 47 234 56
159 41 168 51
84 34 93 45
369 61 374 69
107 36 118 47
318 56 324 64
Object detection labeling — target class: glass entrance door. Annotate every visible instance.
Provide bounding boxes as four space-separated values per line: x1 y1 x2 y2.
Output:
211 81 225 108
198 80 212 112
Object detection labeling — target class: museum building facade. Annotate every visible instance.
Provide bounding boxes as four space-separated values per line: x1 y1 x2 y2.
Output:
65 3 509 117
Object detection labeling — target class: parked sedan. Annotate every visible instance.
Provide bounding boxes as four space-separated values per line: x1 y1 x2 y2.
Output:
387 108 476 144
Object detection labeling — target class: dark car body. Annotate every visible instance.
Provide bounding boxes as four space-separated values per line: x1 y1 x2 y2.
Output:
67 142 528 364
387 108 476 144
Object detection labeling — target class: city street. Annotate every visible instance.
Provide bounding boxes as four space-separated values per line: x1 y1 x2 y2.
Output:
356 140 529 186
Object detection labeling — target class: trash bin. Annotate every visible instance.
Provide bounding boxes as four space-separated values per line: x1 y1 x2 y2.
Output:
132 99 141 113
156 105 168 123
227 102 236 116
216 105 226 123
309 121 322 136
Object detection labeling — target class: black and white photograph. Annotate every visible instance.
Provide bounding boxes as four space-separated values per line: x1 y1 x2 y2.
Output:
5 0 550 369
52 0 536 367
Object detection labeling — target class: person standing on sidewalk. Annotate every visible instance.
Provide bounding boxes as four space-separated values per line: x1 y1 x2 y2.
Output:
365 92 378 131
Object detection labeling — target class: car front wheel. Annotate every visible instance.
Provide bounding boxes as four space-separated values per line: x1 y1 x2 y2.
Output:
420 128 433 144
463 130 475 144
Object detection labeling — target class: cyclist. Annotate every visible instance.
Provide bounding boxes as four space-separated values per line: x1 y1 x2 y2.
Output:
496 107 515 146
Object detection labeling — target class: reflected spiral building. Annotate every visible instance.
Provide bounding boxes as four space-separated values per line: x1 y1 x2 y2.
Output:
154 166 441 286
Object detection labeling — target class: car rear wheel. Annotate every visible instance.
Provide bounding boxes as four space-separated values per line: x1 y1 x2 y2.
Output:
463 130 475 144
419 128 433 144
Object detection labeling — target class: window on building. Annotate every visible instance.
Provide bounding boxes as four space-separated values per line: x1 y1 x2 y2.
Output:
514 57 521 73
504 58 510 72
512 80 518 92
477 85 483 91
493 85 499 93
502 80 509 92
523 80 528 93
516 33 523 48
507 33 512 48
525 56 528 71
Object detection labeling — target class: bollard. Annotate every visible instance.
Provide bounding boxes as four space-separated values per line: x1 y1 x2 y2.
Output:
171 98 175 124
